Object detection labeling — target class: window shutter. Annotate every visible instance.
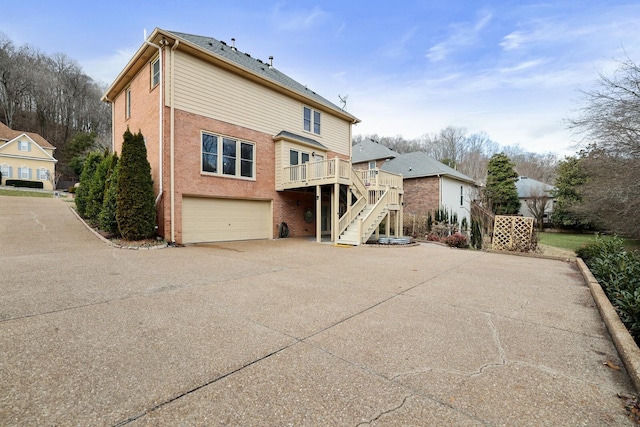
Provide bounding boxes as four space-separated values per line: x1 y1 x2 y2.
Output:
8 166 12 178
28 168 32 179
27 141 32 151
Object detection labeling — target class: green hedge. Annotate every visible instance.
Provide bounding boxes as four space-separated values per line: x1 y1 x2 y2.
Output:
578 236 640 344
5 179 44 189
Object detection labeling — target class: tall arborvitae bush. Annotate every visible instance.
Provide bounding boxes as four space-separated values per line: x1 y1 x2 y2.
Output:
98 158 119 235
116 129 156 240
75 152 102 217
86 150 116 224
485 153 520 215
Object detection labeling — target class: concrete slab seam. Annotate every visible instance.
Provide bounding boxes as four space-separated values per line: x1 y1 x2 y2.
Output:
578 257 640 394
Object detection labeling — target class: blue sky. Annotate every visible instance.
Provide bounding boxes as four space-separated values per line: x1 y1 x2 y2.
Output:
4 1 640 155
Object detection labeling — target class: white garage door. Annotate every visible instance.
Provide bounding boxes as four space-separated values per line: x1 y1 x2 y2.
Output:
182 197 272 244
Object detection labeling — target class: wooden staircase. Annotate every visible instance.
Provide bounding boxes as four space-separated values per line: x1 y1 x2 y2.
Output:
336 169 401 246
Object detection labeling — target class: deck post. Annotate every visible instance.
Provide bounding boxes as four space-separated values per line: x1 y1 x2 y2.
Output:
333 182 339 243
316 185 321 243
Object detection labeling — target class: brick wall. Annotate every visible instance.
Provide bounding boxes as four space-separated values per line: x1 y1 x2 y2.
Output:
402 176 441 216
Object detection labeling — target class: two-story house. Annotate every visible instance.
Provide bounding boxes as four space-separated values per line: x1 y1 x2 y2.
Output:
0 122 57 191
103 29 402 245
353 139 475 227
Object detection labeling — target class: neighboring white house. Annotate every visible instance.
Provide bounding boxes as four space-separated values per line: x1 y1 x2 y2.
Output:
515 176 555 224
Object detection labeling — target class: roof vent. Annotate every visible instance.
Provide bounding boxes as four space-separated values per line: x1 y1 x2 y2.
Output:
269 56 274 68
231 38 237 51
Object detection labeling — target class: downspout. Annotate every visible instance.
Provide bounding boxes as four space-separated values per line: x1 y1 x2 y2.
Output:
438 174 443 210
143 30 164 207
170 39 180 243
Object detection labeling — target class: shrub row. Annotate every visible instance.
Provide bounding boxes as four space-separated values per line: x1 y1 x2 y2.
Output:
75 129 156 240
5 179 44 189
577 236 640 345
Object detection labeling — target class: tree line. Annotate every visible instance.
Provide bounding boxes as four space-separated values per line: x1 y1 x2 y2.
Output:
0 32 111 180
352 127 558 185
554 56 640 238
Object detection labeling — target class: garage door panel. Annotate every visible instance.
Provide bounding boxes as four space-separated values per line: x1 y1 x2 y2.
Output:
182 197 271 244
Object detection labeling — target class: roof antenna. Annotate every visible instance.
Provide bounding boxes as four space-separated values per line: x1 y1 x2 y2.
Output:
338 94 348 111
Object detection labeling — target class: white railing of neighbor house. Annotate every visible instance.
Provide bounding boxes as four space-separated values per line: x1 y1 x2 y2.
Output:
356 169 403 190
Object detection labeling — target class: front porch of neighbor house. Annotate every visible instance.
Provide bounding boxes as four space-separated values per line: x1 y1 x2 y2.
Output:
278 157 404 245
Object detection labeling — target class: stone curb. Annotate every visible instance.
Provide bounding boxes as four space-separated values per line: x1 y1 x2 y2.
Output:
486 248 575 262
577 257 640 393
68 205 168 250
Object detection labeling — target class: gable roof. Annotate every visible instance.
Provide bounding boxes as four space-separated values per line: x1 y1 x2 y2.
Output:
352 139 398 163
515 176 554 198
103 28 359 124
380 151 475 184
0 122 55 150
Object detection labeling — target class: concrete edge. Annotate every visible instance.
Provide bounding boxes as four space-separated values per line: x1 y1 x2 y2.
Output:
486 249 574 262
68 205 168 250
577 257 640 393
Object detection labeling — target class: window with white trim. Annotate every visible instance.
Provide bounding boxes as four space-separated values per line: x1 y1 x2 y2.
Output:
368 161 376 170
18 166 31 180
202 132 255 179
0 164 10 178
38 168 49 180
460 185 464 206
18 140 30 151
151 57 160 88
125 87 132 119
303 106 321 135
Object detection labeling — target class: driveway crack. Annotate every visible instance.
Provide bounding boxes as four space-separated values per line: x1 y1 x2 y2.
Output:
355 393 413 426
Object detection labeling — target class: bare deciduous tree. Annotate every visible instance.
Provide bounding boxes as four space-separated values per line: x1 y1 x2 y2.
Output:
568 56 640 237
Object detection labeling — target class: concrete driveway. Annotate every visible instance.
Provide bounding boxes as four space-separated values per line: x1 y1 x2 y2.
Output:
0 196 635 426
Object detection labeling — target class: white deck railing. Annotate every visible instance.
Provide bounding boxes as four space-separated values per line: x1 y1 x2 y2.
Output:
283 158 351 187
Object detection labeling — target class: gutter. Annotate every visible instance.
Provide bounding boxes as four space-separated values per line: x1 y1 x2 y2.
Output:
143 30 164 208
170 39 179 243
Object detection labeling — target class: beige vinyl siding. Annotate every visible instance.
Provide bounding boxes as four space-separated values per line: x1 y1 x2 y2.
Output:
170 51 350 156
182 197 272 243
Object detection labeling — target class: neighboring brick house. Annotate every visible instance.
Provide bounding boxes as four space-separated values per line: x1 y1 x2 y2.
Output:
352 139 475 225
103 28 402 245
0 122 57 191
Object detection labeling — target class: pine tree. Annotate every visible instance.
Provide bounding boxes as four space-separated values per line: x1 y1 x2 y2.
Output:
485 153 520 215
75 152 102 218
99 161 120 235
86 150 116 224
116 129 156 240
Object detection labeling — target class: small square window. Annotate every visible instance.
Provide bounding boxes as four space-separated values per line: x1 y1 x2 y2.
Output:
18 140 30 151
368 161 376 170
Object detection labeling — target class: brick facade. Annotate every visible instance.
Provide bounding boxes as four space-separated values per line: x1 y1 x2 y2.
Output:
400 176 441 216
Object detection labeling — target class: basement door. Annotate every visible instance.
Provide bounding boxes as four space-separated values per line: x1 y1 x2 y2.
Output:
182 197 271 244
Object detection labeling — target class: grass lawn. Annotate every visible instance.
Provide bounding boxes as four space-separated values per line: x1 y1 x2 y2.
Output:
0 189 53 198
539 231 640 253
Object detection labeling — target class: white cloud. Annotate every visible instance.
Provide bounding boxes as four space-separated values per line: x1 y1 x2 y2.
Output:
269 3 328 32
425 11 493 62
80 46 138 86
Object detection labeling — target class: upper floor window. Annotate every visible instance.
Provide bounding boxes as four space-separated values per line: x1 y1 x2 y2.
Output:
151 57 160 88
368 161 376 170
125 87 132 119
18 140 30 151
303 106 321 135
202 131 255 179
460 185 464 206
